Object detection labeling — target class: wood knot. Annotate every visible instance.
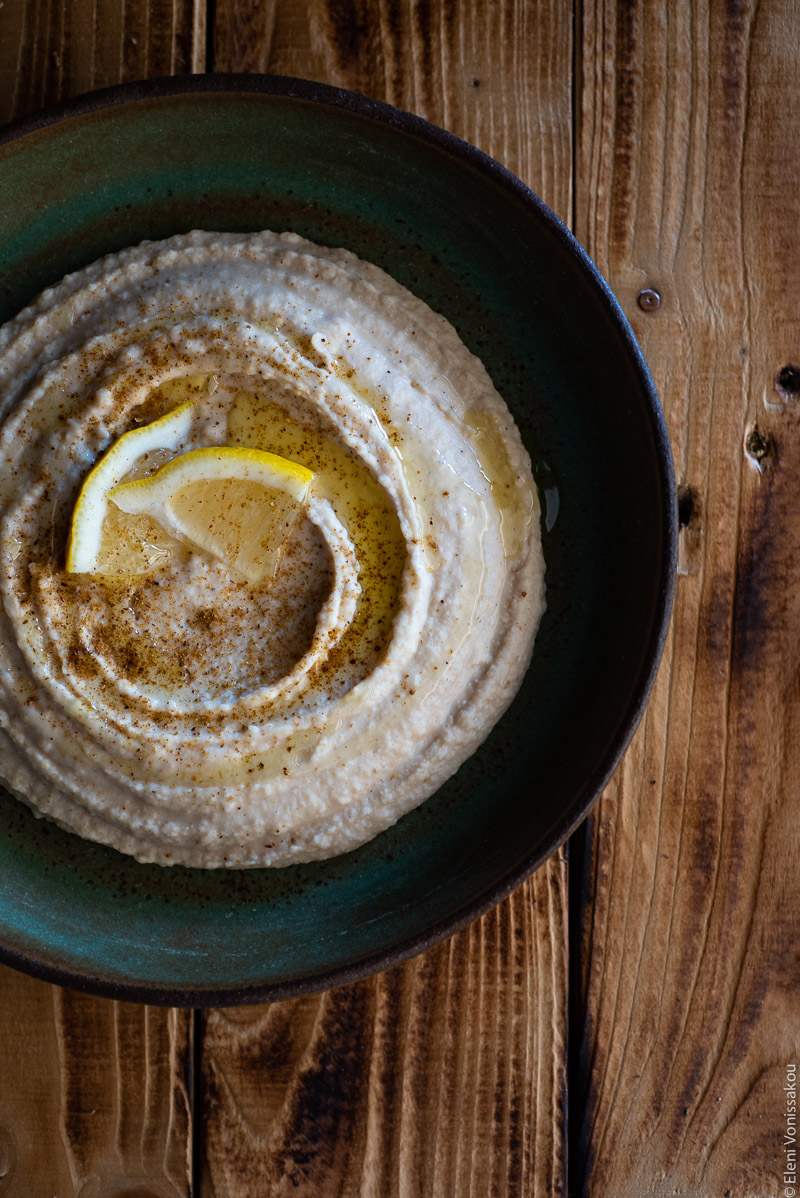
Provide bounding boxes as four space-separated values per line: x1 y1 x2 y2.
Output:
637 288 661 312
775 364 800 400
745 425 771 463
677 483 695 528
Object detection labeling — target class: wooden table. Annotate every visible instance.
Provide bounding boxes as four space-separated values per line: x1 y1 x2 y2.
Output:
0 2 797 1195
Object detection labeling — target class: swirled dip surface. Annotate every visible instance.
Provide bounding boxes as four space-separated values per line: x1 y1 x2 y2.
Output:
0 231 545 867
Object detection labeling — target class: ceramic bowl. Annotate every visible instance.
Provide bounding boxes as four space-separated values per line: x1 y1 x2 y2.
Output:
0 76 676 1005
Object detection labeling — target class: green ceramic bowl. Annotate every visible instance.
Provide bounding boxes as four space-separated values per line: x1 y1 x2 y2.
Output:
0 76 676 1005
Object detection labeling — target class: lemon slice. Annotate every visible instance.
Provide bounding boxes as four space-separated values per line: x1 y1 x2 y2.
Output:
66 401 195 574
109 447 314 584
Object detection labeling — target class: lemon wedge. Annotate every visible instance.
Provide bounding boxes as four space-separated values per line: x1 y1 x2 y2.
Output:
109 447 314 584
66 401 195 574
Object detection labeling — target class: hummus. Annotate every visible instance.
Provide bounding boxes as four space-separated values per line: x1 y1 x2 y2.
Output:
0 230 545 867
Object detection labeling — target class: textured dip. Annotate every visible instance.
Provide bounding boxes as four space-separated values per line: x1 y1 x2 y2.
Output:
0 230 545 867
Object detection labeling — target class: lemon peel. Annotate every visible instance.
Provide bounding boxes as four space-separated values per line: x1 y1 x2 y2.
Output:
109 446 314 584
66 401 195 574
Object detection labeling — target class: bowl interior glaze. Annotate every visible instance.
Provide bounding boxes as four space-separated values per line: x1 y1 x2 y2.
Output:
0 77 676 1005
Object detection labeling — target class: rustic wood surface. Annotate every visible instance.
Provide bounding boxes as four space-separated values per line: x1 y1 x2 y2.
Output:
0 2 797 1196
199 878 567 1197
0 967 193 1195
574 4 800 1196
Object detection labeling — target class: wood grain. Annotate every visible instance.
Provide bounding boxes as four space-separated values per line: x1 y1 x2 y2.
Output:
200 864 567 1197
0 0 205 126
575 2 800 1196
202 7 573 1193
0 967 192 1196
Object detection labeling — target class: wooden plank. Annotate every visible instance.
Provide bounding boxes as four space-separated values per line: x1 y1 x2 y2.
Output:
575 2 800 1195
0 5 204 1196
202 3 572 1195
201 865 567 1197
0 967 193 1195
0 0 205 126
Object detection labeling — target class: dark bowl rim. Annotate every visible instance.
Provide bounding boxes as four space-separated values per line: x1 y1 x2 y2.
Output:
0 72 678 1007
